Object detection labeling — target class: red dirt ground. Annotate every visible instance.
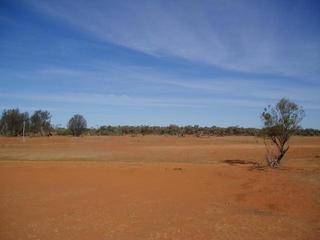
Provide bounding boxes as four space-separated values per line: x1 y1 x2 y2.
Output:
0 136 319 239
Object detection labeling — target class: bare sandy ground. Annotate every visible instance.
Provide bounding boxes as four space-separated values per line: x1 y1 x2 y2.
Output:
0 136 319 239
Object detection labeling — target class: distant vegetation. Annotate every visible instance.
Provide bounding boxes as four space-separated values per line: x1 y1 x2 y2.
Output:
0 109 51 136
55 125 320 137
30 110 52 136
68 114 87 137
1 108 319 137
89 125 260 136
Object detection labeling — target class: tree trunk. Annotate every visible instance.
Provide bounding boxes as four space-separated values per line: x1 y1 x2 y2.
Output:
276 145 289 165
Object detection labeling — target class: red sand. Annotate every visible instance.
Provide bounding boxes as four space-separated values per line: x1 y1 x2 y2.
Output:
0 136 319 239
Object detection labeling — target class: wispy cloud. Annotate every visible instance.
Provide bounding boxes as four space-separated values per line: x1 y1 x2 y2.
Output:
1 0 319 127
25 0 320 78
0 91 203 108
28 64 320 104
1 90 319 110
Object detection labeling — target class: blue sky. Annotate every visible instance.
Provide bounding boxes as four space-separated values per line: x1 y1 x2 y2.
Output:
1 0 320 128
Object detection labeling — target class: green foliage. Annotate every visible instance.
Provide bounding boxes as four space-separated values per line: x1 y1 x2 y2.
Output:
296 128 320 136
1 105 318 138
68 114 87 136
55 127 72 136
260 98 305 167
261 98 305 134
0 109 29 136
85 125 261 136
30 110 52 136
53 124 319 137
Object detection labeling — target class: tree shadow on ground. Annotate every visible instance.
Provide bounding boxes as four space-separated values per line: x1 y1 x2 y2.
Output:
223 159 266 171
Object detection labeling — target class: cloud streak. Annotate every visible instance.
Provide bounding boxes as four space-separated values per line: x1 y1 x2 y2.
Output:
25 0 320 78
27 64 320 104
1 90 319 110
1 0 320 127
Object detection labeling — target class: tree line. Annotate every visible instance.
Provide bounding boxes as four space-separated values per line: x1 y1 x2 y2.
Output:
1 108 319 137
0 109 87 137
0 109 51 136
0 99 313 168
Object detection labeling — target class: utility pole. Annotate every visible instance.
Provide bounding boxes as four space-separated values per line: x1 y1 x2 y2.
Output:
22 120 25 142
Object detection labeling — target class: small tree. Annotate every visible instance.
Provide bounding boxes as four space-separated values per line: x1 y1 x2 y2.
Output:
30 110 52 136
260 98 305 167
68 114 87 136
0 109 29 136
